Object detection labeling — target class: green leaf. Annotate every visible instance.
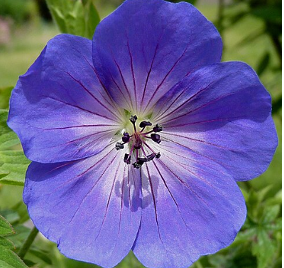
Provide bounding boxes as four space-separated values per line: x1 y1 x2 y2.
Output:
252 229 277 268
0 86 13 109
256 52 270 76
0 247 28 268
265 218 282 232
30 249 52 265
262 205 280 223
0 110 30 186
0 110 19 151
85 0 100 39
251 6 281 24
0 215 15 236
183 0 197 4
7 225 31 250
0 210 20 225
0 151 30 186
46 0 100 39
12 202 29 224
0 237 15 250
272 96 282 115
48 5 68 33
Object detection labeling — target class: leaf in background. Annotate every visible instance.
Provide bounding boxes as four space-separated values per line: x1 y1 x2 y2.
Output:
235 27 264 47
0 110 19 150
252 229 277 268
0 247 28 268
46 0 100 39
0 151 30 186
0 110 30 186
12 202 29 224
0 214 15 236
272 95 282 115
0 86 13 109
0 210 20 225
256 52 270 76
84 0 100 39
183 0 197 5
48 5 68 33
251 6 282 25
0 237 15 250
262 205 280 223
29 249 53 265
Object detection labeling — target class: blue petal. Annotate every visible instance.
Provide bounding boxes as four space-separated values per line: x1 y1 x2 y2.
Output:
132 144 246 268
24 147 141 267
154 62 278 181
8 34 121 163
92 0 222 114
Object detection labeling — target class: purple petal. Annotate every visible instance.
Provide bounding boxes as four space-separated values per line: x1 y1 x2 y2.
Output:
8 34 121 163
154 62 278 181
92 0 222 114
24 147 141 267
132 143 246 268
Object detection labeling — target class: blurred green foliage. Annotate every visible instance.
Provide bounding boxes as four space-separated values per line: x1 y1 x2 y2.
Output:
0 0 281 267
0 0 36 23
46 0 100 38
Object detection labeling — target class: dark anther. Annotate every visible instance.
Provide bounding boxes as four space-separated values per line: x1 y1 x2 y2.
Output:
122 132 130 143
133 158 147 169
133 162 142 169
137 157 147 163
146 153 156 161
153 124 163 132
139 121 152 128
134 139 142 149
156 152 161 158
130 115 137 124
124 153 131 164
115 142 124 150
151 133 161 144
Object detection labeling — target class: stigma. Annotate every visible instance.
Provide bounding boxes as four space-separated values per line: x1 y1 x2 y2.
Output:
115 115 162 168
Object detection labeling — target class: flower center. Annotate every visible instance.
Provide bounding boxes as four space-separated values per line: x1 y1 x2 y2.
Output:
115 115 162 169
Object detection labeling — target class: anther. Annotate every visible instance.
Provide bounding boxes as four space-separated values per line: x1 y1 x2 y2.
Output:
139 121 152 128
133 162 142 169
151 133 161 144
156 152 161 158
146 153 156 161
122 132 130 143
115 142 124 150
133 158 147 169
130 115 137 124
124 153 131 164
153 124 163 132
137 157 147 163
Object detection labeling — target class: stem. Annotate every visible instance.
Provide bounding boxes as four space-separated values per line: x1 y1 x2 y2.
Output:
18 226 39 259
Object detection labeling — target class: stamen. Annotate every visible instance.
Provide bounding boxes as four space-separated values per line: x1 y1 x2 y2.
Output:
117 115 162 166
130 115 137 132
139 121 152 128
122 132 130 143
153 124 163 132
133 157 147 169
115 142 124 150
124 153 131 164
150 133 161 144
146 153 156 161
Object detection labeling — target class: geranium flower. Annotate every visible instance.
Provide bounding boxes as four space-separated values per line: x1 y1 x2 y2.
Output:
8 0 277 267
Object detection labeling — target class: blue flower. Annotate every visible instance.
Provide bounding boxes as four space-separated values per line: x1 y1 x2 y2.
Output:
8 0 277 267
